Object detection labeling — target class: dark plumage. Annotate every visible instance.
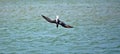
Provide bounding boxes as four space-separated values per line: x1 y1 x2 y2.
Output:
41 15 73 28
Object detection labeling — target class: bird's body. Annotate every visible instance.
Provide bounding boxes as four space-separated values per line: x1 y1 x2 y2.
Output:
41 15 73 28
55 16 59 28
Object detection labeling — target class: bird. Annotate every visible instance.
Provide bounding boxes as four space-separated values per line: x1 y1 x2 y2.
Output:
41 15 73 28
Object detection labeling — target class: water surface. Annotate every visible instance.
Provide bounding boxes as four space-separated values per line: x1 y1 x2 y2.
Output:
0 0 120 54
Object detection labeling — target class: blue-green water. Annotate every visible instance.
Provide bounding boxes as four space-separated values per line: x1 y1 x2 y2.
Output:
0 0 120 54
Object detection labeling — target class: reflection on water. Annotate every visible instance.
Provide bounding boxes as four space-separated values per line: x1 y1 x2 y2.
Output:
0 0 120 54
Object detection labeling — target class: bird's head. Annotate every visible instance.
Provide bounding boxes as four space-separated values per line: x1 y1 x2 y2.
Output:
56 15 59 19
56 15 59 22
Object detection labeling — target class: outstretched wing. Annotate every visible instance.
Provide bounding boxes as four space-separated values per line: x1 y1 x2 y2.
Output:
59 21 73 28
41 15 56 23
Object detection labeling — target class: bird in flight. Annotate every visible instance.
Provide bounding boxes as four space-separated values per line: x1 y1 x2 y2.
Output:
41 15 73 28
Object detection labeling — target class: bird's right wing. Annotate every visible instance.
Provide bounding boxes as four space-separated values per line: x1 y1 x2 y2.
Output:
41 15 56 23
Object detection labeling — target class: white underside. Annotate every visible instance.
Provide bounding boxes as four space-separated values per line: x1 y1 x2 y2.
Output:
56 15 59 22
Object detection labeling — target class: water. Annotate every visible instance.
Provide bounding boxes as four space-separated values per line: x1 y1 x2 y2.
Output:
0 0 120 54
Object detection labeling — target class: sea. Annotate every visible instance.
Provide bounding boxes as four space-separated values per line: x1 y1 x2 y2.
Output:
0 0 120 54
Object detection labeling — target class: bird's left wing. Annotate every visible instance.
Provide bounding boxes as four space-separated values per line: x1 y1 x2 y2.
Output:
59 21 73 28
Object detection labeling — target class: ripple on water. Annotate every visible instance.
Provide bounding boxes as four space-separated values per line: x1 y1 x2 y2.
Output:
0 0 120 54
